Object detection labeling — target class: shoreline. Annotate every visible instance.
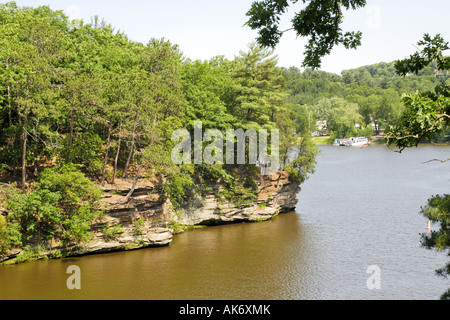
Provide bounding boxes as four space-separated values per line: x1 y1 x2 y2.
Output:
1 171 300 266
313 135 450 147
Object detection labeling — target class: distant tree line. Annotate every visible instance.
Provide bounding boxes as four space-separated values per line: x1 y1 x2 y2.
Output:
283 61 449 140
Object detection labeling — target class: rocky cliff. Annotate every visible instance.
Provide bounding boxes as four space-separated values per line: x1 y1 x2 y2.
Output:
1 171 300 263
173 171 300 226
83 171 300 253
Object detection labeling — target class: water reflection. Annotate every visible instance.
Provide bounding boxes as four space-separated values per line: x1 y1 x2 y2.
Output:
1 212 319 300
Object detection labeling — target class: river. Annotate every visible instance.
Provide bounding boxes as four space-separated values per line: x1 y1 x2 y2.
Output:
0 144 449 300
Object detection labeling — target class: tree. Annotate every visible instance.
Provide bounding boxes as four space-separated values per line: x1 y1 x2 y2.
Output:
312 97 344 126
388 36 450 151
0 5 67 190
276 106 319 185
387 34 450 300
284 133 319 184
245 0 367 68
229 43 286 130
395 34 450 77
328 100 364 138
7 163 102 247
289 103 312 135
347 89 404 135
181 57 236 131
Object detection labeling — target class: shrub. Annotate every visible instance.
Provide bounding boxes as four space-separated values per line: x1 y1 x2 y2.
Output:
0 214 22 257
164 167 195 209
6 163 103 248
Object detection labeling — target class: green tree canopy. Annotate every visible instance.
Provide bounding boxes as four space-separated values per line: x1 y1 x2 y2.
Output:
245 0 367 68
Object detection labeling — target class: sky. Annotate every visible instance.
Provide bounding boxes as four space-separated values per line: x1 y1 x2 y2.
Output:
7 0 450 75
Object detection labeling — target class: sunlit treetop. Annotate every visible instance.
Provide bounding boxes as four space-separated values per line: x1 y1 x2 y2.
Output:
245 0 367 69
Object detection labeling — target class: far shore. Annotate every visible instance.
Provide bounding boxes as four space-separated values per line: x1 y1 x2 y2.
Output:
312 135 450 147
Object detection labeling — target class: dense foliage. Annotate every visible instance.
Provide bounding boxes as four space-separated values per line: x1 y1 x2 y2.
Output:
282 59 449 140
0 2 318 258
1 4 449 298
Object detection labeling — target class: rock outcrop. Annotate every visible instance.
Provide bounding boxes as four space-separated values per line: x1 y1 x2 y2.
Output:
84 181 174 254
1 171 300 263
174 171 300 226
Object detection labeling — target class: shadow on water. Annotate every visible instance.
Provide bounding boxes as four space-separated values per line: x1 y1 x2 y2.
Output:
0 212 320 300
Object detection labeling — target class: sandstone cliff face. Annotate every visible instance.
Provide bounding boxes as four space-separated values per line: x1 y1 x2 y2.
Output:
85 181 174 254
1 171 300 262
72 171 300 256
174 171 300 226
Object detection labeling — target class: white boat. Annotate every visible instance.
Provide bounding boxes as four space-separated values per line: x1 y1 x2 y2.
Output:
333 137 369 147
332 138 350 146
349 137 369 147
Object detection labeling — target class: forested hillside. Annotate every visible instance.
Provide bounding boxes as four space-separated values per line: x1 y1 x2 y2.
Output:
0 2 317 255
284 60 448 139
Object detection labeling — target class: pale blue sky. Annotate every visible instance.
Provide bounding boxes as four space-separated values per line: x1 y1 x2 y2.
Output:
7 0 450 74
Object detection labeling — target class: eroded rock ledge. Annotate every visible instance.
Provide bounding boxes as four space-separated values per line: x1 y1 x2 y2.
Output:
1 171 300 263
173 171 300 226
83 171 300 255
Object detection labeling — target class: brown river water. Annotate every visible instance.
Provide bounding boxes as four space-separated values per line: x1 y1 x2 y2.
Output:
1 144 449 300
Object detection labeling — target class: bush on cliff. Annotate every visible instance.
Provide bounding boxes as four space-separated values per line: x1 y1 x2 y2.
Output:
5 163 103 251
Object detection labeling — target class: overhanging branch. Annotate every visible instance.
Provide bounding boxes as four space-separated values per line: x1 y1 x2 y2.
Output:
422 158 450 164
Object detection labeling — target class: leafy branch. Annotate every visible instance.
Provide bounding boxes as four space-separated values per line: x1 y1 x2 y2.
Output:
245 0 366 68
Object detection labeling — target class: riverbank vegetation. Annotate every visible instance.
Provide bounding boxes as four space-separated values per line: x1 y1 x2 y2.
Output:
0 2 319 261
